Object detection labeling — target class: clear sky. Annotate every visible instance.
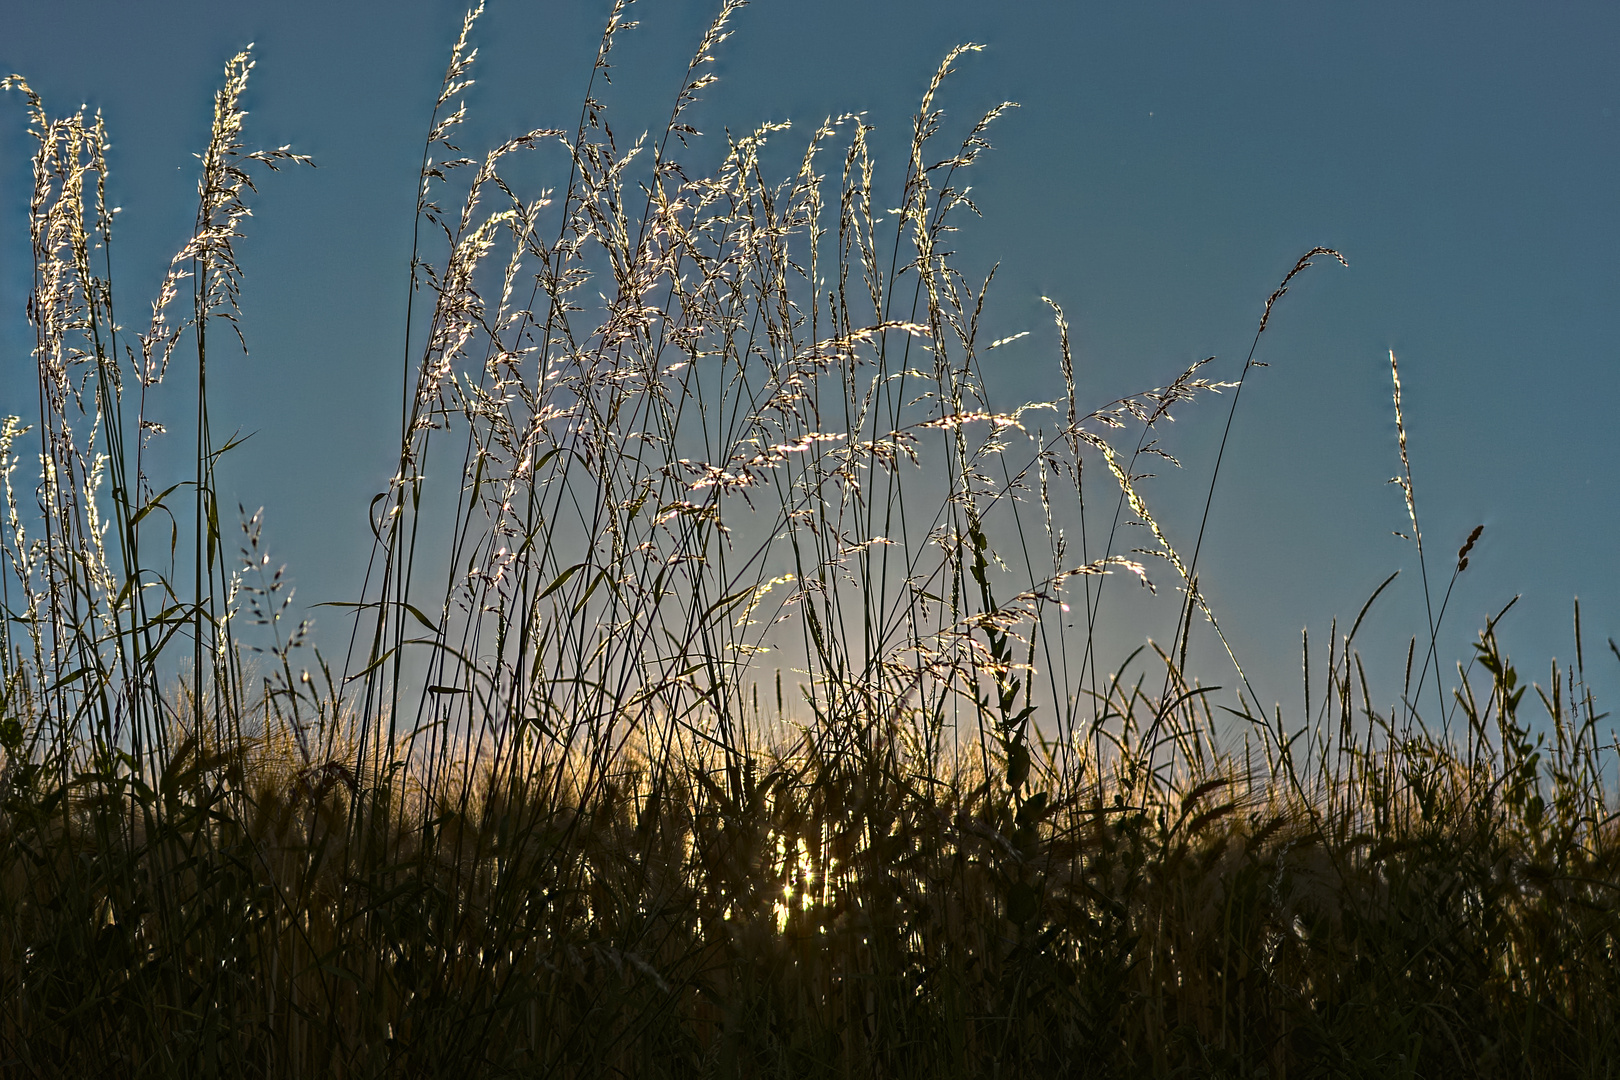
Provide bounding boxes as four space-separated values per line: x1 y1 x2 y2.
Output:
4 0 1618 724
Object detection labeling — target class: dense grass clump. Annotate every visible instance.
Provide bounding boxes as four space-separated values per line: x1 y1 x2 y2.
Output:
2 649 1617 1078
3 5 1617 1077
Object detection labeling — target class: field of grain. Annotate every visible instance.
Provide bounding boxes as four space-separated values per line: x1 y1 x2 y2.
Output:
2 5 1616 1077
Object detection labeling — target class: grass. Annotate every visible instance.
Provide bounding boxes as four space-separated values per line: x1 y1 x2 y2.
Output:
2 5 1618 1077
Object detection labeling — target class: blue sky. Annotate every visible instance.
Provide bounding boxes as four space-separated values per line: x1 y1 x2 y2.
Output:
4 0 1617 724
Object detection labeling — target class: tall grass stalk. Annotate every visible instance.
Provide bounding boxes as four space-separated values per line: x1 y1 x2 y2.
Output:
2 8 1616 1077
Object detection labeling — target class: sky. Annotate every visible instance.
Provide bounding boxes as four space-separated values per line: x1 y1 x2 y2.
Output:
4 0 1618 731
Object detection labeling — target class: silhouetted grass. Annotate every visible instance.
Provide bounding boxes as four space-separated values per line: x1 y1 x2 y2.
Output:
2 6 1616 1077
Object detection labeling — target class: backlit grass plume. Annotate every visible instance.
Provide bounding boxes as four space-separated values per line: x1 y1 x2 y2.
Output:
1 7 1616 1078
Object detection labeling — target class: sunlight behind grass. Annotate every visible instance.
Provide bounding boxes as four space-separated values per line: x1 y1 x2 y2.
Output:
1 6 1616 1077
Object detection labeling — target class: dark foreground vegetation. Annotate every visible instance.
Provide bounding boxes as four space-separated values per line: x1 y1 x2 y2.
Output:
3 4 1617 1076
4 646 1619 1078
